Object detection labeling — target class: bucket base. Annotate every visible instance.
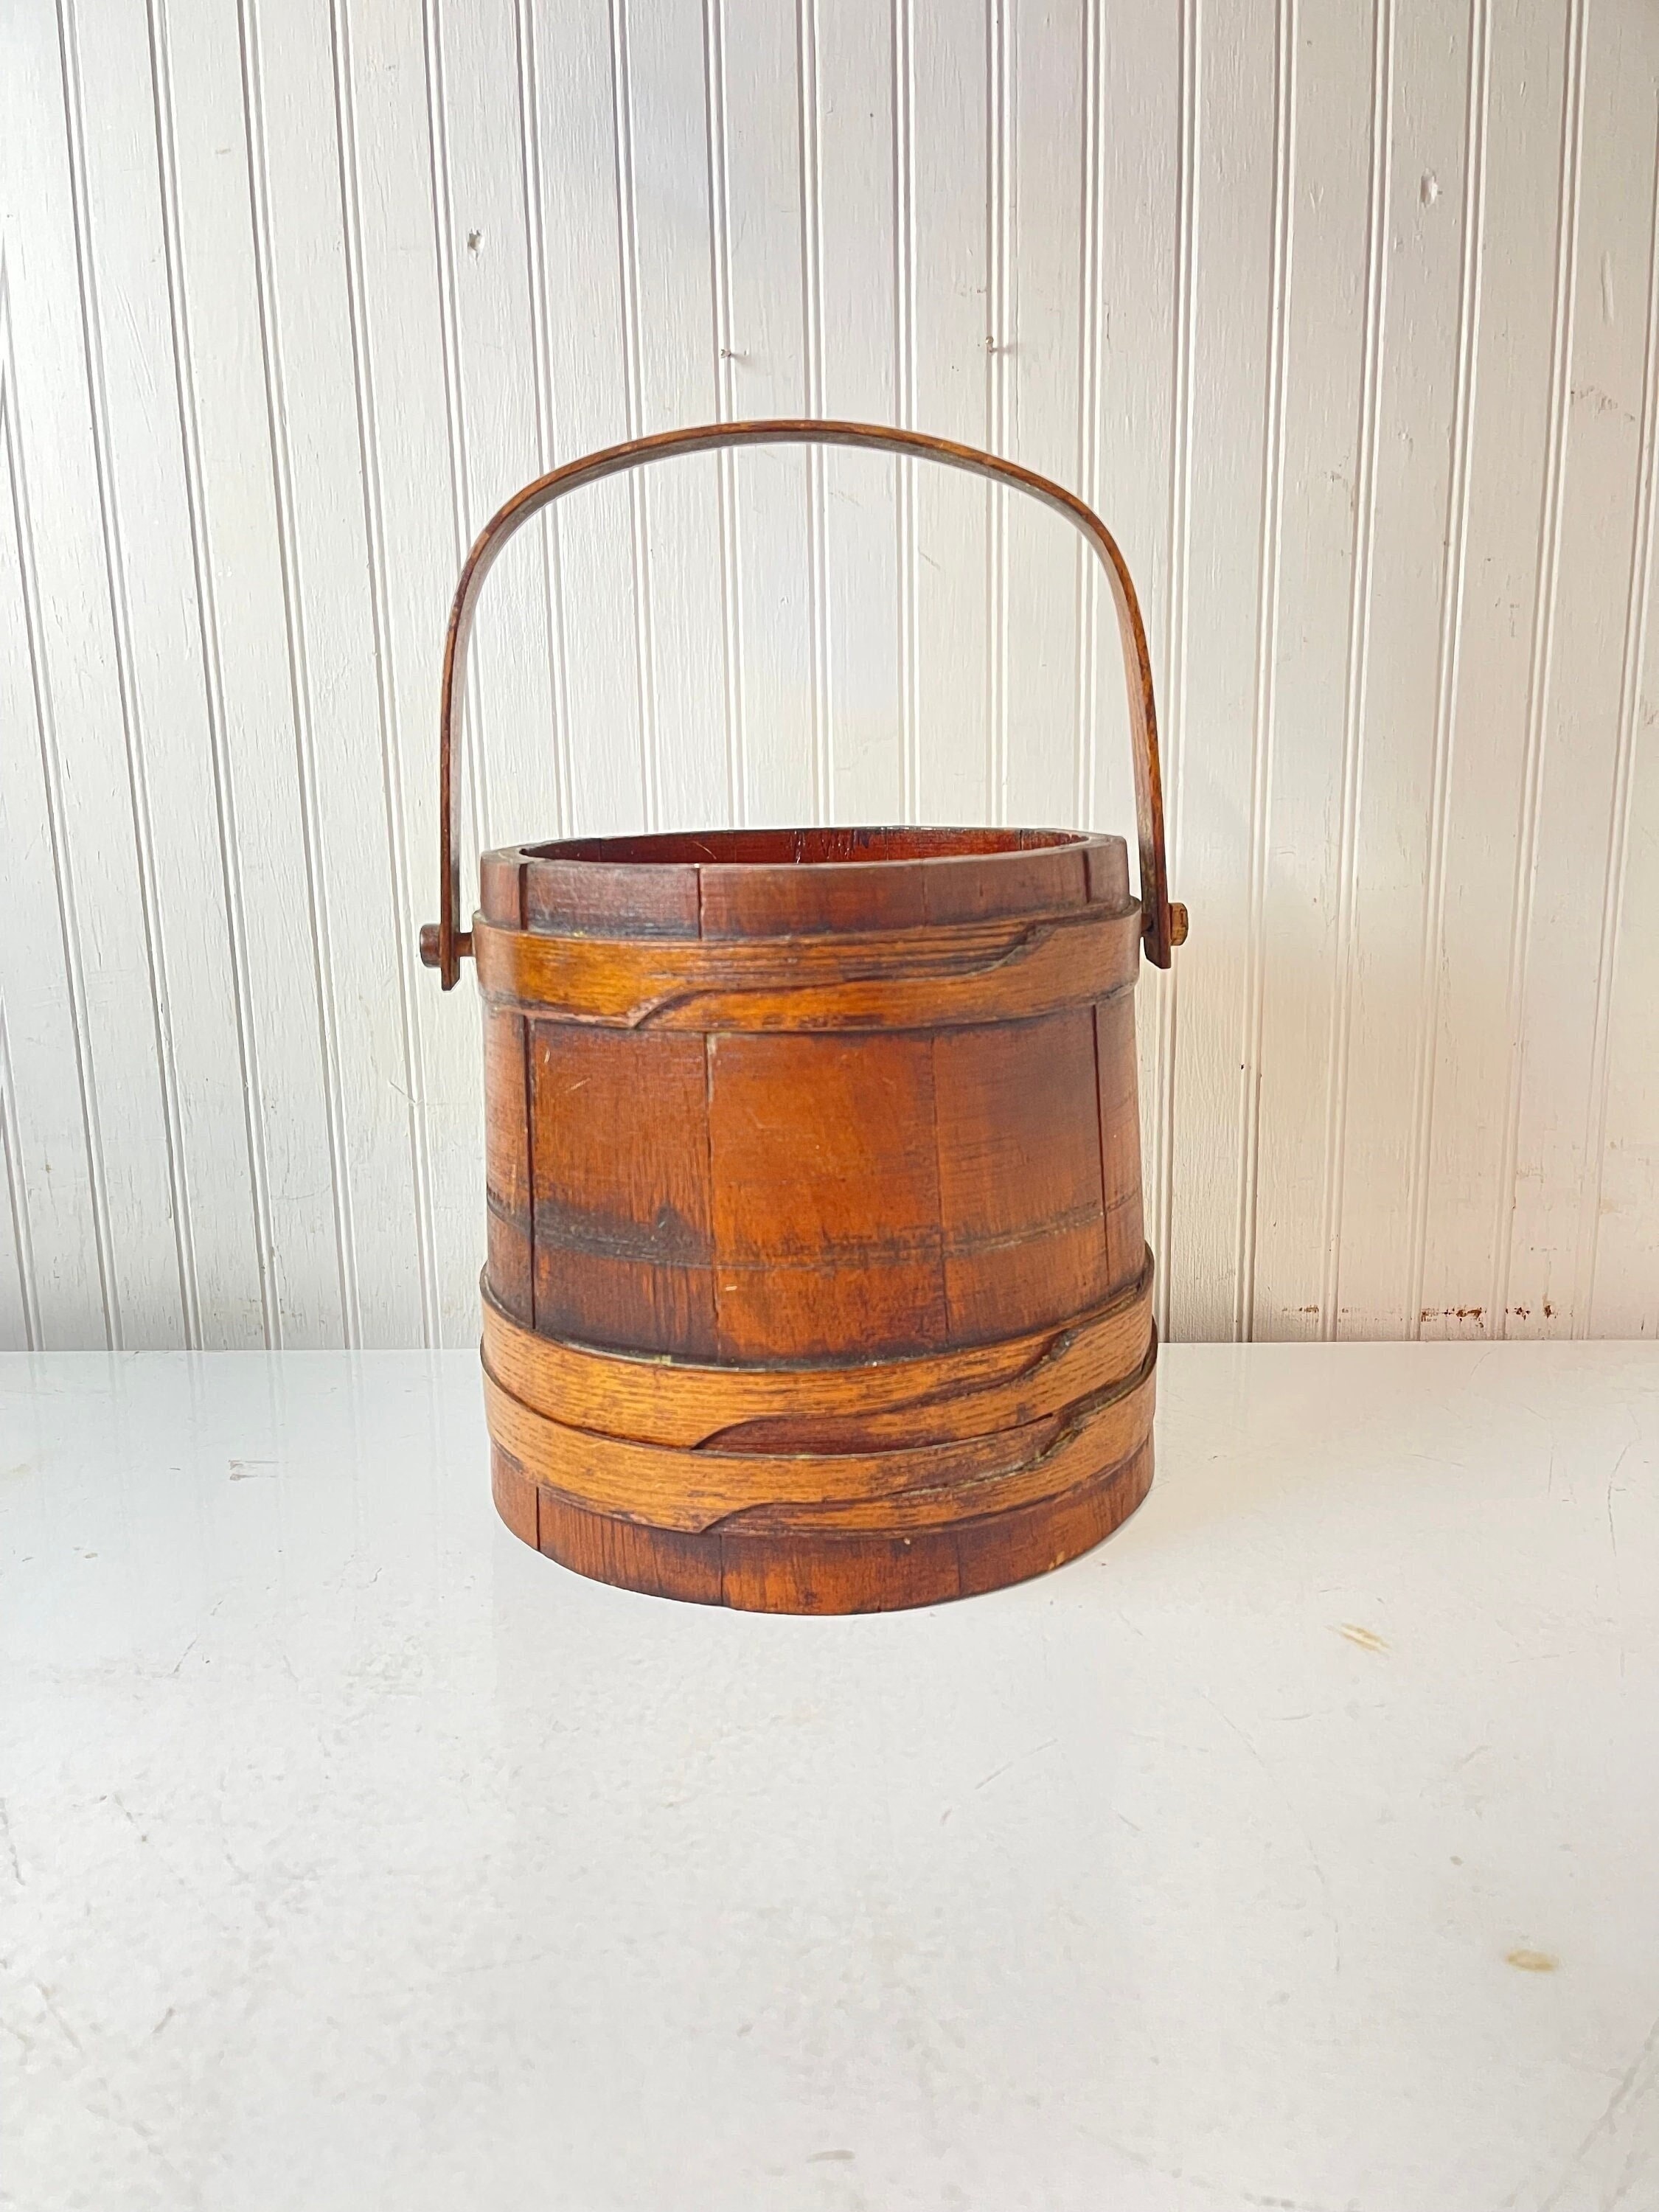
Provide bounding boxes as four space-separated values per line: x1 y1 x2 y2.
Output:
490 1436 1152 1614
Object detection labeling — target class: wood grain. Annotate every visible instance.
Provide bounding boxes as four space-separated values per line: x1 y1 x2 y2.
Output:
1094 992 1147 1293
483 1008 533 1325
481 1348 1153 1534
479 1252 1152 1447
933 1008 1113 1339
473 900 1139 1033
526 1022 715 1357
706 1029 949 1361
507 1435 1154 1613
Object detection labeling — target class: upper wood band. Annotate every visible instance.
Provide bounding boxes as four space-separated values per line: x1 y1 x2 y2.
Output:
473 900 1140 1031
481 1252 1153 1450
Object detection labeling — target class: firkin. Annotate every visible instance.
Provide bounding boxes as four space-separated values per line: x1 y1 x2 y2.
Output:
421 421 1187 1613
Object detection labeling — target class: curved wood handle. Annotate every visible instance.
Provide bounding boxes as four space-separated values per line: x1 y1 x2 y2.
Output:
421 419 1186 987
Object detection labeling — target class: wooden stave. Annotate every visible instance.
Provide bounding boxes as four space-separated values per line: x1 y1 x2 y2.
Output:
482 984 1148 1368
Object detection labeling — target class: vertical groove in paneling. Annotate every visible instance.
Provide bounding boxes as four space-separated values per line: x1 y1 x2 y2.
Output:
55 0 185 1348
891 0 919 822
1073 0 1102 830
985 0 1009 826
701 0 744 827
1576 109 1659 1335
1235 0 1296 1345
327 0 439 1349
146 0 276 1348
796 0 830 825
422 0 488 862
1153 0 1200 1342
1406 0 1489 1343
0 265 112 1349
512 0 572 841
1492 0 1586 1339
1318 0 1393 1343
0 1001 36 1350
237 0 358 1346
0 279 33 1348
608 0 660 831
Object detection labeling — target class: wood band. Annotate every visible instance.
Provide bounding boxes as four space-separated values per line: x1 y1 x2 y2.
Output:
480 1253 1154 1449
472 900 1139 1032
481 1343 1155 1537
493 1435 1155 1613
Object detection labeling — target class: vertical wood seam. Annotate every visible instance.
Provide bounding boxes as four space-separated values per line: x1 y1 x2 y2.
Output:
55 0 189 1349
0 985 39 1352
1319 0 1394 1343
513 0 574 839
516 864 532 1330
327 0 440 1349
1576 95 1659 1336
1155 0 1200 1340
796 0 831 824
1492 0 1586 1338
421 0 489 858
147 0 277 1348
522 1011 538 1331
892 0 919 821
1089 997 1113 1281
927 1029 956 1341
702 1026 721 1349
238 0 358 1347
0 257 112 1347
1236 0 1296 1345
700 0 745 827
1406 0 1488 1342
609 0 661 830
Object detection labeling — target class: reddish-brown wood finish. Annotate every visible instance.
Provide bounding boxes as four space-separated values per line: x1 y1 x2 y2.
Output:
497 1436 1154 1614
474 825 1156 1613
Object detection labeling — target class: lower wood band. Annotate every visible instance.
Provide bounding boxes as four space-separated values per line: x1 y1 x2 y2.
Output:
493 1433 1155 1614
480 1253 1154 1449
481 1341 1155 1536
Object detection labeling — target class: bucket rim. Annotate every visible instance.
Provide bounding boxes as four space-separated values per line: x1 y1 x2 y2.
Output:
507 824 1117 870
480 825 1133 940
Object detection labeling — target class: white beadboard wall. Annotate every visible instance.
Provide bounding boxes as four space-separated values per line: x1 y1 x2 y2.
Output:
2 0 1657 1352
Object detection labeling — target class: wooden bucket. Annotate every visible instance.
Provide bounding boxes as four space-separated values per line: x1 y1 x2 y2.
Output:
422 421 1186 1614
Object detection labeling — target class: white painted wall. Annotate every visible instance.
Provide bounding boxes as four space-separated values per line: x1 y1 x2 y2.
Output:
2 0 1656 1352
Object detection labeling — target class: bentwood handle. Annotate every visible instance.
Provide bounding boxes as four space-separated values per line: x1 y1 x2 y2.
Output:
420 420 1186 987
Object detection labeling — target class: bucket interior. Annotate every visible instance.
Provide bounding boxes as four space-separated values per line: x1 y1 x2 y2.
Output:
522 826 1088 868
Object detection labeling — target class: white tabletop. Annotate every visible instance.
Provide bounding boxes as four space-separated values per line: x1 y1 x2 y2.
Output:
3 1342 1656 2212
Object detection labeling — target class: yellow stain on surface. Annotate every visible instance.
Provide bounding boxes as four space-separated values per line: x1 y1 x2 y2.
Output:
1335 1622 1390 1652
1506 1949 1558 1973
